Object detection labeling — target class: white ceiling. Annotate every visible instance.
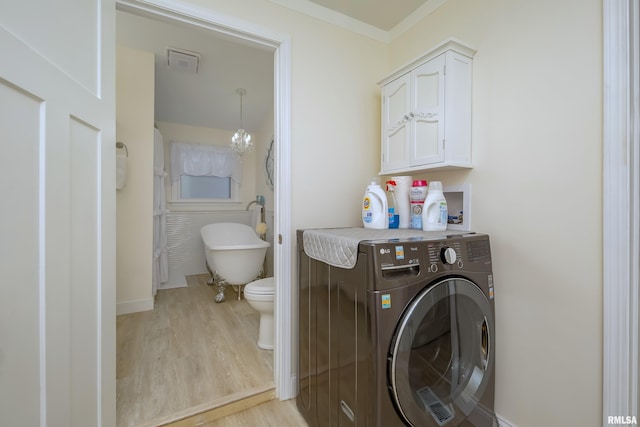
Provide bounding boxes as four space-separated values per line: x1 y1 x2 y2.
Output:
116 10 274 133
115 0 436 132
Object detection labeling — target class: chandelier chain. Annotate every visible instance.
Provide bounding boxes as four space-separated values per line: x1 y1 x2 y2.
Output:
231 88 252 155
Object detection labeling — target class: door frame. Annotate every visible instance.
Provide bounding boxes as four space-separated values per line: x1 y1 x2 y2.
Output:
603 0 640 421
115 0 294 399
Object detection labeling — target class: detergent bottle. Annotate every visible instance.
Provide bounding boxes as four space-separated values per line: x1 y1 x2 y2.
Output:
362 179 388 229
410 180 428 229
386 180 399 229
422 181 448 231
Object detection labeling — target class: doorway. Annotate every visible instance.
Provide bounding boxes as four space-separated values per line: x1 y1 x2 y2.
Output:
115 0 294 420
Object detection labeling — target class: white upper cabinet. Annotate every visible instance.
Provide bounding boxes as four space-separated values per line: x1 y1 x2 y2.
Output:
379 39 475 174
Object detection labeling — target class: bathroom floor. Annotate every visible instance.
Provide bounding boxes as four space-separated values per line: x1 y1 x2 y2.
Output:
116 274 274 427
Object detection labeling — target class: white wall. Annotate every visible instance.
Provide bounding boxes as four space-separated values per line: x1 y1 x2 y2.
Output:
115 45 155 313
252 111 276 277
253 110 276 212
386 0 603 425
156 120 267 212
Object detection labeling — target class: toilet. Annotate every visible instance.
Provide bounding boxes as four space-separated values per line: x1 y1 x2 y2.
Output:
243 277 275 350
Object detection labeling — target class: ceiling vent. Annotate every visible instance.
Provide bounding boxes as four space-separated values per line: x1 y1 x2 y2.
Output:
167 47 200 74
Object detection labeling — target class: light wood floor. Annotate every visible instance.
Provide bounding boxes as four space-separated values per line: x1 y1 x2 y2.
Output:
156 392 308 427
116 274 277 427
197 398 308 426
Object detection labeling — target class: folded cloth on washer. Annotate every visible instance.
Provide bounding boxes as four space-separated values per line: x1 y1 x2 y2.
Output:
302 227 454 269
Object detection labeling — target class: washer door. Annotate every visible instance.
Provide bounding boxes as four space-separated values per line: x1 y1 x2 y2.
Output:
389 278 494 426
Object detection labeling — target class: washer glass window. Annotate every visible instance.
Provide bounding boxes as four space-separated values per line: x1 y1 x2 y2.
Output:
389 278 494 426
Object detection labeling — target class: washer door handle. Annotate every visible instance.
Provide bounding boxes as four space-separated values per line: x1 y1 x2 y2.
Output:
340 400 355 422
481 316 490 370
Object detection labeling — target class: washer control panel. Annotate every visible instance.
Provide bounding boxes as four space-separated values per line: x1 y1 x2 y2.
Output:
366 234 491 281
424 241 465 272
375 242 422 271
352 232 493 291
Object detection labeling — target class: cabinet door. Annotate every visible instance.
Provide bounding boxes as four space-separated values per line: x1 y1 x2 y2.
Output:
381 74 411 172
411 54 445 166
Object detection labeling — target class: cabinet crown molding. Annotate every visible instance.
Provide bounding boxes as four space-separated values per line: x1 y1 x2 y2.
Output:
378 38 476 86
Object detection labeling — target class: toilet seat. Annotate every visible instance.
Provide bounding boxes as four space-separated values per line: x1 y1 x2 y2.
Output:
244 277 274 296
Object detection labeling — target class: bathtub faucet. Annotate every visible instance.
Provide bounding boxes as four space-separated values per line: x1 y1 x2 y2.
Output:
246 196 265 225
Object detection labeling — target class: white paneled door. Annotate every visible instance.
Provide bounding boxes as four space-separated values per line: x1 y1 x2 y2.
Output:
0 1 116 426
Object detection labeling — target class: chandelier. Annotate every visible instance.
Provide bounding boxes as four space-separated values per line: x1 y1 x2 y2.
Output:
230 88 253 155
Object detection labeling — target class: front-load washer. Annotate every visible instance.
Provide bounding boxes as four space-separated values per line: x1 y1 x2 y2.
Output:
297 228 496 427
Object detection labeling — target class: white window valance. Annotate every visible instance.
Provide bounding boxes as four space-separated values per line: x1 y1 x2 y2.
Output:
170 142 242 184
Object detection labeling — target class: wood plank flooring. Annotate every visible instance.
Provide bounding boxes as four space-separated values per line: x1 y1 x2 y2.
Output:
197 398 308 426
116 274 276 427
155 387 308 426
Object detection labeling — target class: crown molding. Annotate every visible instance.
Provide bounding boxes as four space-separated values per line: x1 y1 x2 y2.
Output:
268 0 449 44
268 0 389 42
389 0 449 40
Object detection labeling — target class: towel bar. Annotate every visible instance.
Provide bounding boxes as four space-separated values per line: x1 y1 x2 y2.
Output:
116 141 128 157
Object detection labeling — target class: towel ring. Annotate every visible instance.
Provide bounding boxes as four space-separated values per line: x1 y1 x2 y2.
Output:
116 141 128 157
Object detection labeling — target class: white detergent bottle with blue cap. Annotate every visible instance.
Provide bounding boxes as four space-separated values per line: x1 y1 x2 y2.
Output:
422 181 448 231
362 179 388 229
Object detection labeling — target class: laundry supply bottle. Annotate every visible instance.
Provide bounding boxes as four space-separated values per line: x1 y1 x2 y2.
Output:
362 179 388 229
422 181 448 231
410 180 428 229
386 180 399 229
392 176 412 228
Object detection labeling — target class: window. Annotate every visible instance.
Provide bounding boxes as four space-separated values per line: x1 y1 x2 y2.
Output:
180 175 231 199
170 142 241 202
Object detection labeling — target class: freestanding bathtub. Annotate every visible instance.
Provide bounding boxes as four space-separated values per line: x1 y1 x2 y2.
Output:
200 222 270 302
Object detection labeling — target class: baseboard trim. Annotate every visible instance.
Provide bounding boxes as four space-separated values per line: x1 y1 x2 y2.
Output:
289 374 297 399
116 297 153 315
140 384 276 427
497 413 517 427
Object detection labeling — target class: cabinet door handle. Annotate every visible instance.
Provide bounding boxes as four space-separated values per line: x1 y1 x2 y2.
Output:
389 118 407 133
415 112 439 122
